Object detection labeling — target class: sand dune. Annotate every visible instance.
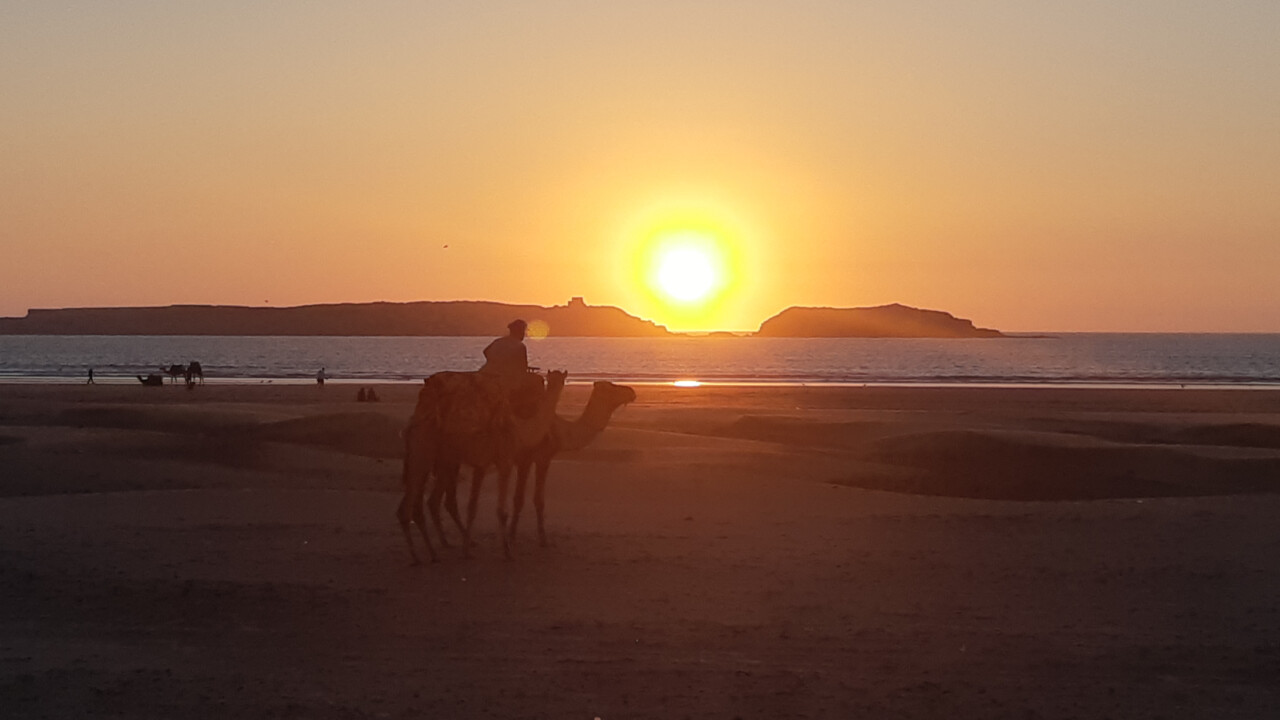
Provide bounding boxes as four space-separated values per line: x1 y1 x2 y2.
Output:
858 428 1280 499
626 396 1280 501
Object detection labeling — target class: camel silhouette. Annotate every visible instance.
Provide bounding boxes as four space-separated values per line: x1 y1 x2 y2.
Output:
424 370 568 553
507 377 636 547
397 369 563 564
162 364 186 384
400 372 636 561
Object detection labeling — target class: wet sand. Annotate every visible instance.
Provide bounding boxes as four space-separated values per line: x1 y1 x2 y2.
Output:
2 382 1279 718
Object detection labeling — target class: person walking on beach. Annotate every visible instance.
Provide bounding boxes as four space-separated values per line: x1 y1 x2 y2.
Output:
87 367 95 384
316 367 326 387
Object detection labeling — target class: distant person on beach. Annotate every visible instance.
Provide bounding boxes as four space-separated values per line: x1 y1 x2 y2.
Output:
317 367 326 387
357 387 367 402
87 368 95 384
479 319 529 392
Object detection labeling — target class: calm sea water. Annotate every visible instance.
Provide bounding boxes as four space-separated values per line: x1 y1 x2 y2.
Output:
1 334 1279 386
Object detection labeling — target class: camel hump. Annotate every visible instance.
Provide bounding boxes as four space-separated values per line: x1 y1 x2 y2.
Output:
411 370 511 438
509 372 547 420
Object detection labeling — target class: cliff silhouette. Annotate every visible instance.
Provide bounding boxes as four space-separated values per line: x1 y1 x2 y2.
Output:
0 297 671 337
755 304 1003 338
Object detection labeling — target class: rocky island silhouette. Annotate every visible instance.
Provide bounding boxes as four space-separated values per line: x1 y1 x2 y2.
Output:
755 303 1004 338
0 298 1002 338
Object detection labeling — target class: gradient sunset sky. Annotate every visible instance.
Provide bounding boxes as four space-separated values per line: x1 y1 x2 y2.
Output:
4 2 1278 332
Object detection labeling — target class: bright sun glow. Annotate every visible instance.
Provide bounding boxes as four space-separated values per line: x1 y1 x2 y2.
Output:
645 230 729 306
656 246 717 301
619 201 756 333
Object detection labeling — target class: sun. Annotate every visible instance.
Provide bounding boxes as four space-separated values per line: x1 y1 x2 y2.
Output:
655 244 718 302
646 231 728 305
617 199 756 332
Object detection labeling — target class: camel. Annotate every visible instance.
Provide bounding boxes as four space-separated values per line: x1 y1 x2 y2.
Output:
506 379 637 547
421 371 567 548
427 376 636 549
396 369 564 565
187 361 204 385
162 364 186 384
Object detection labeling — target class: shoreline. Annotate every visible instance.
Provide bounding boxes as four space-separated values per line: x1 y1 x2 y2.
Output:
7 334 1280 391
5 376 1280 390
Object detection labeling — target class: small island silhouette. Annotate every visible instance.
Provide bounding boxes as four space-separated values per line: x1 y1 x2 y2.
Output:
755 303 1004 338
0 298 1002 338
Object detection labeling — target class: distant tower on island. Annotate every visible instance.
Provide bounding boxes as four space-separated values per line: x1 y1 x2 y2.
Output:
568 296 586 308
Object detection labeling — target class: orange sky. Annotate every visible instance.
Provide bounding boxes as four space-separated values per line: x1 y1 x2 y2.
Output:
3 2 1278 332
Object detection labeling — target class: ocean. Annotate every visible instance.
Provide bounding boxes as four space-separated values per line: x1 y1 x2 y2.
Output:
1 334 1279 387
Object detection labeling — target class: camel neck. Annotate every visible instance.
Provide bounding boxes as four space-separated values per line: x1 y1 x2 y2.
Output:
556 391 616 450
581 392 618 432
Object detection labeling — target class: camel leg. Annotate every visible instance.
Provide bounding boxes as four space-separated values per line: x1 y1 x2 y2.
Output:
508 460 531 544
395 488 422 565
464 466 485 532
397 425 438 565
441 477 468 548
462 466 485 558
427 459 458 548
396 458 436 566
426 474 451 548
411 481 438 564
445 461 473 551
533 456 551 547
495 463 512 559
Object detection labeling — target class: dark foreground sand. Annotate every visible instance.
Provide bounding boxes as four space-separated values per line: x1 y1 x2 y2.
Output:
2 382 1279 718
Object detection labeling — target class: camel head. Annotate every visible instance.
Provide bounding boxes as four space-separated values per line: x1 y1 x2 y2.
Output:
547 369 568 392
593 380 636 409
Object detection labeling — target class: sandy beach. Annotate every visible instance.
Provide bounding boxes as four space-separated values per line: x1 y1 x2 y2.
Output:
2 381 1279 718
